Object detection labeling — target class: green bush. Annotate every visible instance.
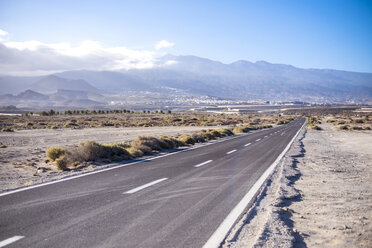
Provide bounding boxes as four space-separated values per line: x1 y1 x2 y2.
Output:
46 147 66 161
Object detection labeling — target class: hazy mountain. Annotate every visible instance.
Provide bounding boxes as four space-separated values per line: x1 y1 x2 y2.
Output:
1 55 371 104
0 89 106 107
17 89 49 100
50 89 105 102
0 75 43 94
30 75 100 94
54 70 151 92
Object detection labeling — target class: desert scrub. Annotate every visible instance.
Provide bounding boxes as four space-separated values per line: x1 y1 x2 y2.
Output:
55 156 68 170
69 141 131 162
191 133 206 143
126 146 144 157
64 122 79 128
233 126 250 133
178 135 196 145
339 125 350 130
307 124 322 130
216 128 234 136
131 136 167 151
46 147 66 161
159 136 183 149
1 127 14 132
208 130 222 138
25 122 33 128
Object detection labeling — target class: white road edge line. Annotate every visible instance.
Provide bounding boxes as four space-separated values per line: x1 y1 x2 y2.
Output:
255 138 261 142
194 160 213 168
244 143 251 147
202 121 306 248
0 123 286 197
123 178 168 194
226 149 237 155
0 236 25 248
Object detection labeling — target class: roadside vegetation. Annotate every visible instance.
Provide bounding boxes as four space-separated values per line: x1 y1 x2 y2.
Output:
45 122 281 171
306 116 323 130
46 128 234 170
0 111 294 131
301 111 371 131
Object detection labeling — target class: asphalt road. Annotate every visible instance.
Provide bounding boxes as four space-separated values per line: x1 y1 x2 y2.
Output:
0 118 305 248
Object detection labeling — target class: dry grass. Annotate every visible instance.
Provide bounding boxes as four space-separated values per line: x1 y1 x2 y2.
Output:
0 112 291 131
46 147 66 161
44 127 242 170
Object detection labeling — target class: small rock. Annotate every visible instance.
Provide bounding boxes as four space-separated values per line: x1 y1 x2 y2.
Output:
292 228 298 233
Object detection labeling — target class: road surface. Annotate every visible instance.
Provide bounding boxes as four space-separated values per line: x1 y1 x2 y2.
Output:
0 118 305 248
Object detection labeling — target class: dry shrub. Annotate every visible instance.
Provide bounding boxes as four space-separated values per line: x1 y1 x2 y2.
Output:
202 132 215 140
216 128 234 136
178 135 195 145
233 126 246 133
191 133 206 143
351 126 363 130
131 145 152 155
55 156 68 170
46 147 66 161
68 141 131 162
159 136 183 149
339 125 350 130
1 128 14 132
208 130 221 138
127 147 144 157
131 136 165 151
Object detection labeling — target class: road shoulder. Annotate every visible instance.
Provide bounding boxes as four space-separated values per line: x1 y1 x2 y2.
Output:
223 122 372 247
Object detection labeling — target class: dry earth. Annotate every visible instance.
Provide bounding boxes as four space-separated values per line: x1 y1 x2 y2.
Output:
224 121 371 247
0 125 223 191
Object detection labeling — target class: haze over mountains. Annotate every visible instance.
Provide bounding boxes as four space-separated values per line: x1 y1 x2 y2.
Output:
1 54 371 107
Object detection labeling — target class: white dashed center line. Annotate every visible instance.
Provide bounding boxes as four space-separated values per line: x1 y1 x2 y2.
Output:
226 149 237 155
256 139 261 142
0 236 25 248
244 143 251 147
194 160 213 168
124 178 168 194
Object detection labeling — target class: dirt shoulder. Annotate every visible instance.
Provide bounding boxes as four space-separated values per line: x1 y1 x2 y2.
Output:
224 122 372 247
0 125 223 191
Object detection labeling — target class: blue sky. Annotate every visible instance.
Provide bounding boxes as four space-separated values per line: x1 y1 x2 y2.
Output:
0 0 371 74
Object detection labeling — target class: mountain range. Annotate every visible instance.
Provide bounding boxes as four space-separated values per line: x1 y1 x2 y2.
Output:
1 54 371 107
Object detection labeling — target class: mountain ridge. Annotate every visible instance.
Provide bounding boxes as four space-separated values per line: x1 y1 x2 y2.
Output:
0 54 371 104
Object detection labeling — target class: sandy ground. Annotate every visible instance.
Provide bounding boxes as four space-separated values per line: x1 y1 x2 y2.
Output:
224 121 371 247
0 125 223 191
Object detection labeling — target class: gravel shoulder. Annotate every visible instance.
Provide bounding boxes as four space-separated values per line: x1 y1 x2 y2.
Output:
0 126 223 191
224 121 371 247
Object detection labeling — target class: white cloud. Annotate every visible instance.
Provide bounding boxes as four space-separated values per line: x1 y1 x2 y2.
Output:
0 29 176 75
155 40 174 50
0 29 8 36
